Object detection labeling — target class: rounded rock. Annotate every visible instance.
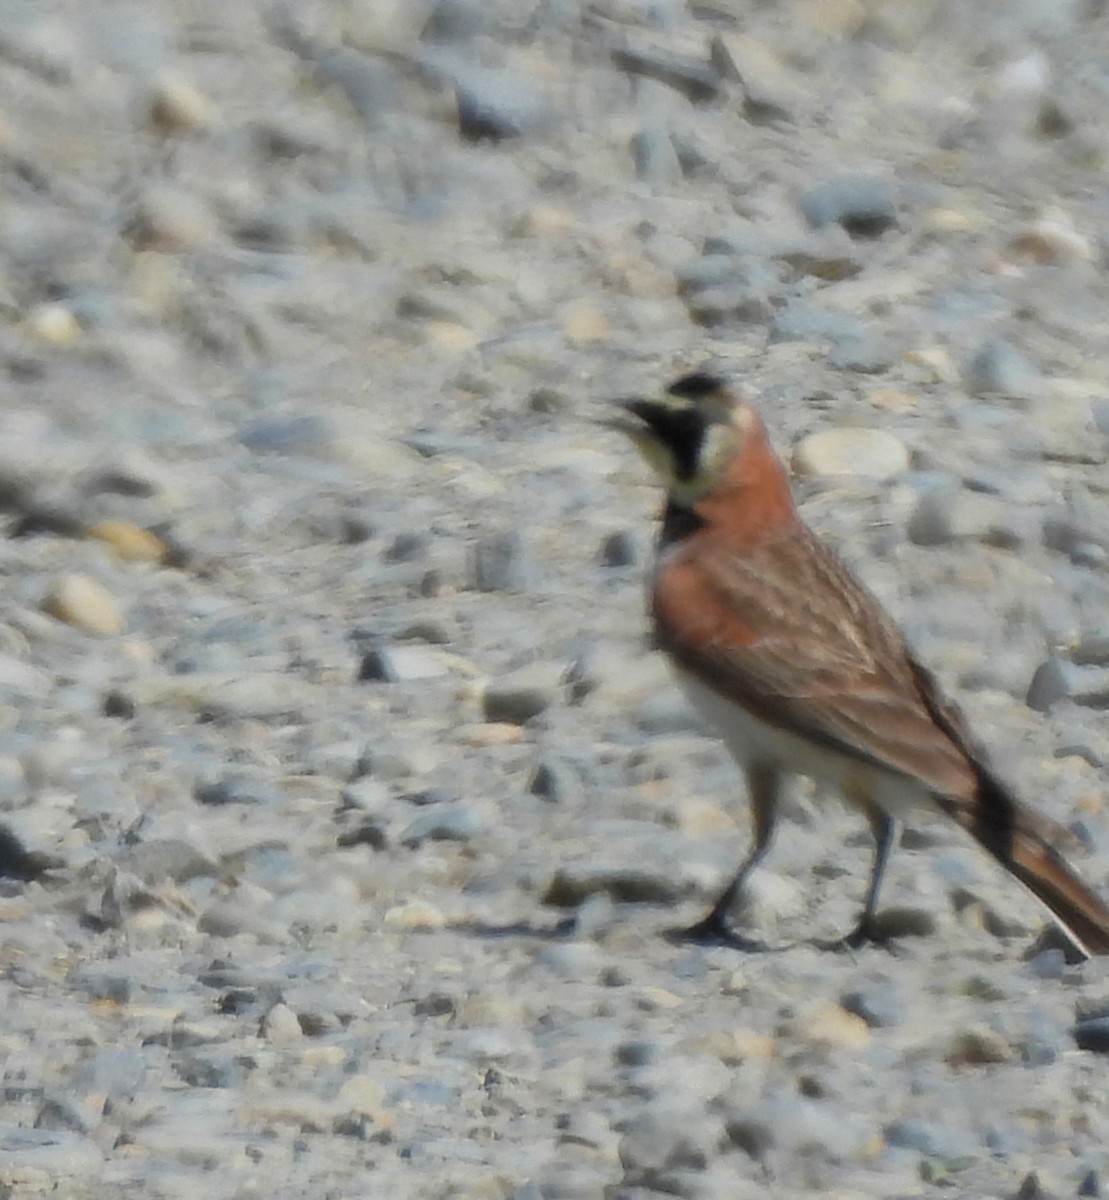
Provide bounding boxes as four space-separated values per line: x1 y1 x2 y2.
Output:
43 574 124 636
792 428 910 480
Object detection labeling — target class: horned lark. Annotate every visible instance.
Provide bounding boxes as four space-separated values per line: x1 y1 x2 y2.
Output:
607 370 1109 957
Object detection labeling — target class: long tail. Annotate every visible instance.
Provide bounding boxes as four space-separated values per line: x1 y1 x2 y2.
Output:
936 769 1109 958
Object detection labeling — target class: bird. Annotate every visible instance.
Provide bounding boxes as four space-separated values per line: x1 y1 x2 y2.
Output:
605 369 1109 958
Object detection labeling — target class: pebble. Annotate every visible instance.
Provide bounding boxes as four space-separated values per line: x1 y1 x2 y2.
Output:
840 984 905 1029
471 531 532 592
791 428 910 480
126 185 220 251
42 573 124 636
529 756 586 804
946 1024 1013 1066
87 520 166 563
482 662 564 724
359 644 450 683
146 72 215 135
23 302 82 345
711 32 801 123
599 529 639 568
1027 659 1109 713
1073 1015 1109 1054
800 174 898 238
382 901 446 931
453 66 546 142
964 338 1039 398
631 127 683 187
262 1002 304 1044
399 804 485 846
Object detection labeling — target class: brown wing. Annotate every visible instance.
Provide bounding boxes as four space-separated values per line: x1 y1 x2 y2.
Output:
652 524 976 797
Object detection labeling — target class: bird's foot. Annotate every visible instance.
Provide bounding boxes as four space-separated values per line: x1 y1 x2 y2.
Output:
669 912 765 951
839 915 893 951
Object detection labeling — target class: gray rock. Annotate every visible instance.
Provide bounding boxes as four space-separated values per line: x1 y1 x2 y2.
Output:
471 532 532 592
611 43 722 104
600 530 639 567
421 0 490 42
453 66 547 142
792 428 909 480
769 303 866 345
483 663 563 724
237 415 334 456
964 338 1038 398
828 334 896 374
631 127 683 186
0 1125 103 1176
840 984 905 1028
1073 1015 1109 1054
313 49 401 126
124 838 218 883
884 1118 978 1159
1027 659 1109 712
193 773 278 807
711 32 801 123
359 644 449 683
529 757 587 804
618 1109 723 1195
800 174 898 238
399 804 485 846
1078 1168 1100 1197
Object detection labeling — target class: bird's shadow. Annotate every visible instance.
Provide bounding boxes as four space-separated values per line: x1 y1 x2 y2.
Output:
450 916 580 942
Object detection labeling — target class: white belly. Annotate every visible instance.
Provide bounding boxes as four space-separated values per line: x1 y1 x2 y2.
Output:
673 669 930 819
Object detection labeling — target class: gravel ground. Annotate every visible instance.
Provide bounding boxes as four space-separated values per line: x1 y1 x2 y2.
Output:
2 0 1109 1196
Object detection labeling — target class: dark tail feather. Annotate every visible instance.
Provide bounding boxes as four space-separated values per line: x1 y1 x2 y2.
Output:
937 771 1109 959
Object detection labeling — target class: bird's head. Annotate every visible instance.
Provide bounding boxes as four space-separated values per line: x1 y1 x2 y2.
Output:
604 372 757 508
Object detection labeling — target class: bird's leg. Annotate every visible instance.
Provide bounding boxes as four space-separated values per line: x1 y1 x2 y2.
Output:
679 765 778 947
843 807 897 948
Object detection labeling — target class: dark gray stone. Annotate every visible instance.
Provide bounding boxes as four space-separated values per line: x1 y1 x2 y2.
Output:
1028 659 1109 712
237 415 334 456
631 127 683 186
600 530 639 568
400 804 485 846
193 774 277 807
1073 1015 1109 1053
358 644 447 683
454 67 546 142
618 1109 722 1196
828 335 896 374
471 532 532 592
313 50 401 126
611 44 722 105
884 1118 977 1159
964 338 1038 398
840 984 905 1028
529 757 586 804
483 664 562 724
800 174 898 238
769 303 866 345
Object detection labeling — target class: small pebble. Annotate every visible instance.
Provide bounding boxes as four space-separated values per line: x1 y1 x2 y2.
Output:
43 574 124 636
87 520 166 563
791 428 910 480
147 72 215 134
800 174 898 238
482 662 563 724
471 532 532 592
